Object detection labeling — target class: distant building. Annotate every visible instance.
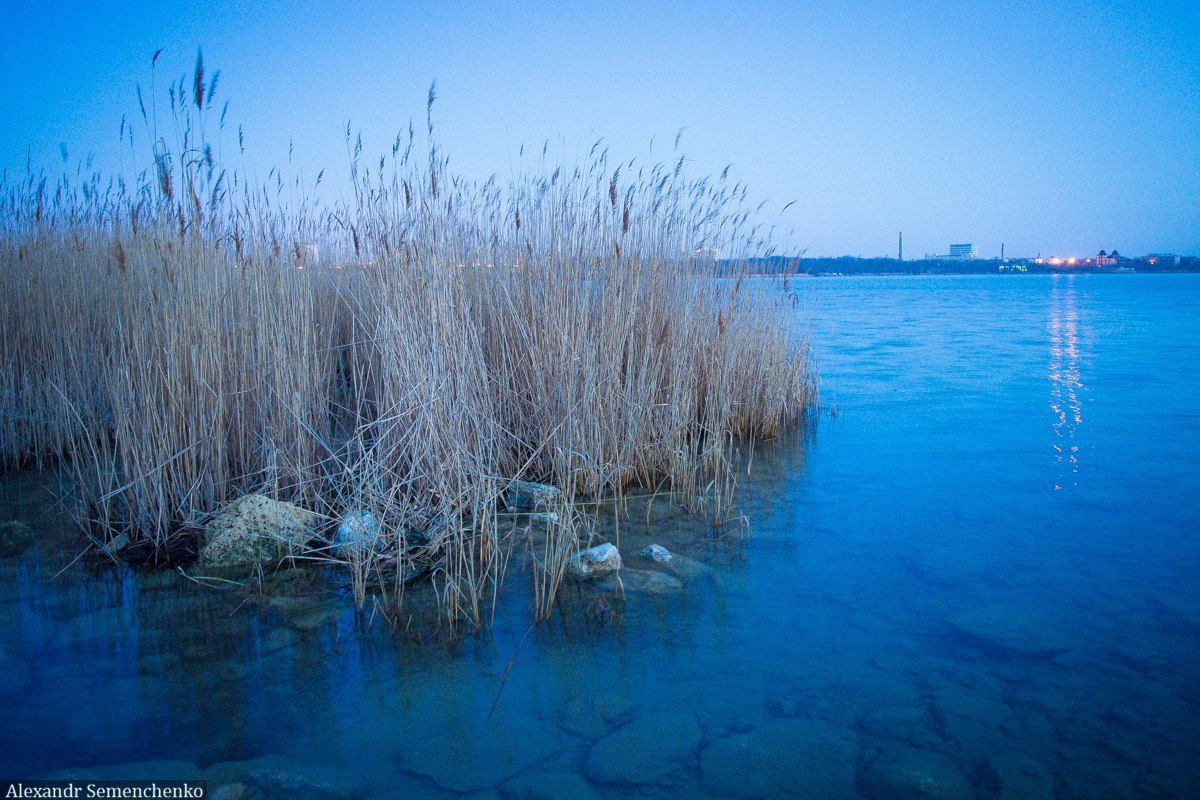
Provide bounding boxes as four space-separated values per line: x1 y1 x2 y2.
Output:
1146 253 1180 267
1096 250 1116 266
948 243 978 260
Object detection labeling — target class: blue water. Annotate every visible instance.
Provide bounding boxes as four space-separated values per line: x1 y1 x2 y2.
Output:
1 274 1198 798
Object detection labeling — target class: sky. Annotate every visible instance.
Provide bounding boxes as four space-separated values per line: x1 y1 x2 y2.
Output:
1 0 1197 258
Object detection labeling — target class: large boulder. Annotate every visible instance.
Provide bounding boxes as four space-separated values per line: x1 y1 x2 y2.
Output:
700 719 858 799
0 521 35 557
586 711 701 785
198 495 315 571
567 543 622 578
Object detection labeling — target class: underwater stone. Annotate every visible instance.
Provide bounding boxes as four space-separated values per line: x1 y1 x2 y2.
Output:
863 748 975 800
0 520 35 557
502 770 600 800
641 543 673 562
0 647 32 695
700 718 858 799
586 711 701 785
504 480 562 511
198 495 315 571
595 568 682 595
568 543 622 578
204 754 364 800
985 754 1054 800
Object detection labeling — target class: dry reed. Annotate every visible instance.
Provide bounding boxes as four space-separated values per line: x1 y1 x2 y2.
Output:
0 55 815 629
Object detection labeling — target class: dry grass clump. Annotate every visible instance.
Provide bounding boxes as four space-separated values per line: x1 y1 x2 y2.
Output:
0 56 814 628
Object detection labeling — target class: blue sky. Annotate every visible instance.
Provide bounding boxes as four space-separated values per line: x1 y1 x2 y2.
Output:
2 0 1197 257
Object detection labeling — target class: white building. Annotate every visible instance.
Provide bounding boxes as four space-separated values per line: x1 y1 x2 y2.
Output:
948 243 978 260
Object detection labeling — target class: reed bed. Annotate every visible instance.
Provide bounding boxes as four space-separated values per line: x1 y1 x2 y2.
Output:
0 59 814 628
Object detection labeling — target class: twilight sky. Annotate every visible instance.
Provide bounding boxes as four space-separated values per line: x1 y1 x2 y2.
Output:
2 0 1197 258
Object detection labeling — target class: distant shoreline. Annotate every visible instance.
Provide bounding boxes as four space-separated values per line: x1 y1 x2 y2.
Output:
726 256 1198 277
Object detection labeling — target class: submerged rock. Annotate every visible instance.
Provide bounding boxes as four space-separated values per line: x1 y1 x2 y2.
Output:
699 718 858 799
504 480 562 511
205 754 363 800
43 760 205 782
947 605 1068 658
985 754 1054 800
595 568 682 595
863 748 975 800
502 770 600 800
198 495 315 571
399 726 560 792
586 711 701 785
0 520 35 557
568 543 622 578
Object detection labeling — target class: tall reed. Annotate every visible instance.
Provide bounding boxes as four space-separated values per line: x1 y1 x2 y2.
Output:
0 55 814 628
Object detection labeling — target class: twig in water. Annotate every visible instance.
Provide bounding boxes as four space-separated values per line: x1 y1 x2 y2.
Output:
488 621 536 719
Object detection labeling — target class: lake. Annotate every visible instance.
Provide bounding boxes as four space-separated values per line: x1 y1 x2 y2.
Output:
1 273 1197 799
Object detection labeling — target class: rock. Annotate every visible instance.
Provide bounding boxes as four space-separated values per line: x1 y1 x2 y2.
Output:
592 694 636 724
504 481 562 511
400 727 559 792
658 554 712 582
985 754 1054 800
595 568 682 595
334 509 383 558
586 711 701 785
44 760 205 782
567 543 622 578
208 784 257 800
641 544 673 562
205 754 363 800
198 495 316 571
699 718 858 799
0 520 35 557
259 627 300 655
503 770 600 800
863 748 975 800
947 605 1068 658
861 705 941 749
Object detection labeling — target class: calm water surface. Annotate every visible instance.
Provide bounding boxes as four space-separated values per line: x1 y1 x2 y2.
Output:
2 274 1198 799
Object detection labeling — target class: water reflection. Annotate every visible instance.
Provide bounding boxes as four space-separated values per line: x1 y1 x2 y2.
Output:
1048 277 1085 488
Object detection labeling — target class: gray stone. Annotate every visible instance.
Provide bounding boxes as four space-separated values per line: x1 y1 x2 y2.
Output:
334 509 383 558
699 718 858 799
586 711 701 785
503 770 600 800
205 754 363 800
198 495 316 571
641 544 673 562
0 520 35 557
985 754 1054 800
657 554 712 581
567 543 622 578
595 568 682 595
863 748 975 800
504 481 562 511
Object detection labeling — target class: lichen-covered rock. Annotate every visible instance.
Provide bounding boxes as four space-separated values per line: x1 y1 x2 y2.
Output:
568 543 622 578
504 480 562 511
0 521 35 557
198 495 315 571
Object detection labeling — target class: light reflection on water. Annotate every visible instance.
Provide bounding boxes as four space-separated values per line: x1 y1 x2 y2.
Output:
1048 276 1086 488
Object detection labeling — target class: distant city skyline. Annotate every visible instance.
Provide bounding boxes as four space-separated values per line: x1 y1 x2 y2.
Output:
2 1 1197 257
